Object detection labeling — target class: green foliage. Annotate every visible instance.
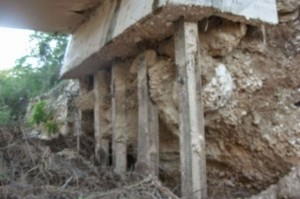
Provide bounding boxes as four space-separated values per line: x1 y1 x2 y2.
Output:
30 100 48 125
0 32 68 126
30 100 59 136
44 121 59 136
0 106 11 126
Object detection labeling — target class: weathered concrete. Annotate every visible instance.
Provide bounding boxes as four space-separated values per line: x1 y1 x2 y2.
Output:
0 0 102 33
111 62 129 174
136 50 160 177
248 167 300 199
169 0 277 24
94 70 110 166
61 0 278 78
174 18 207 199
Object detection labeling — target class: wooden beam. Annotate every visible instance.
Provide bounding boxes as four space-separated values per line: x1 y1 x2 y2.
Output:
136 50 159 177
79 76 94 135
174 18 207 199
111 62 128 174
77 76 92 153
94 70 110 166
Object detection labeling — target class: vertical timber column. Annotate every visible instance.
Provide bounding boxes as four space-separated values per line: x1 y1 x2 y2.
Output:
174 18 207 199
94 70 110 166
137 50 159 177
79 75 94 134
78 76 91 152
111 63 128 174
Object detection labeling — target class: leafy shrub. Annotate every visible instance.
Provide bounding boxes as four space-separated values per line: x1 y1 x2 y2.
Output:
0 32 68 126
0 106 11 126
29 100 59 135
44 121 59 136
30 100 48 125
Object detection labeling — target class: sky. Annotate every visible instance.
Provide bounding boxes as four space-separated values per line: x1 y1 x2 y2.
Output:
0 27 32 71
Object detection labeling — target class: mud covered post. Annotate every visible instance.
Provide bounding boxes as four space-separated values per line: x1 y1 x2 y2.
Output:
111 62 128 174
94 70 110 166
174 18 207 199
136 50 159 177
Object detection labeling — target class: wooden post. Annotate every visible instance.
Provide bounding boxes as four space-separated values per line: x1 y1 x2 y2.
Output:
136 50 159 177
79 75 94 134
174 18 207 199
94 70 110 166
111 63 128 174
78 76 92 153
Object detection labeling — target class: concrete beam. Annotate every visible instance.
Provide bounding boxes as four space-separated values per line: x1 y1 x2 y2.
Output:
136 50 159 177
0 0 102 33
174 18 207 199
61 0 277 78
111 62 129 174
169 0 278 24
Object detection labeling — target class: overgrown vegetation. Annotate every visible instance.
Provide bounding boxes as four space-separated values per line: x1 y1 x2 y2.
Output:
29 100 59 135
0 32 68 125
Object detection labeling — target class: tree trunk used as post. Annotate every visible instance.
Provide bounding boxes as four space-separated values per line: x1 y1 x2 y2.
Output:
136 50 159 177
94 70 110 166
174 18 207 199
111 63 128 174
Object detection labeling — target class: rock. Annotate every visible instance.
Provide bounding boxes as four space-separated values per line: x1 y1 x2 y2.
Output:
248 167 300 199
278 167 300 198
248 185 278 199
26 80 80 139
198 17 247 57
203 64 234 111
277 0 300 13
157 17 248 58
148 59 179 136
279 8 299 23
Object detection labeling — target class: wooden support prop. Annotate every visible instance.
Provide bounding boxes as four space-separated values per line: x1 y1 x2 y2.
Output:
79 76 94 133
136 50 159 177
111 63 128 174
79 76 90 95
174 18 207 199
94 70 110 166
78 76 93 152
